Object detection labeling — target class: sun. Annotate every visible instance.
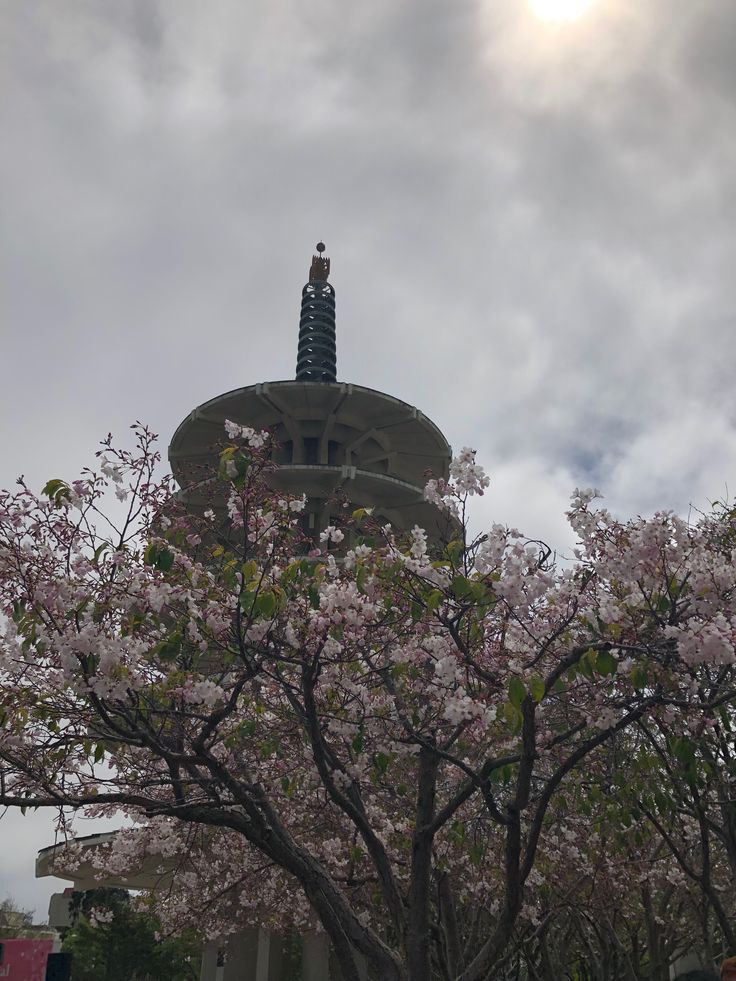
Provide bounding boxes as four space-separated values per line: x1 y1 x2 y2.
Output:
529 0 595 21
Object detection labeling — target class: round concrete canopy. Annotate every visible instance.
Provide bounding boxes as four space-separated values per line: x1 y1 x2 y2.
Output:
36 833 175 892
169 380 454 535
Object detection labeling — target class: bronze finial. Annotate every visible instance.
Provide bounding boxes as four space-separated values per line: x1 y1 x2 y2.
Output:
309 242 330 282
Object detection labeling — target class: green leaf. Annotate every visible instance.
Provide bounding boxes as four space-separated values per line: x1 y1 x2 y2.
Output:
257 591 277 618
654 593 671 614
673 736 696 764
157 630 183 661
234 452 250 477
502 701 522 733
351 730 365 754
448 820 466 844
92 542 110 565
451 575 472 600
219 446 250 483
42 478 71 505
529 676 545 703
631 665 647 691
239 590 256 616
143 543 174 572
426 589 444 612
445 540 464 564
508 676 526 709
156 548 174 572
596 650 618 676
94 744 105 764
579 650 595 681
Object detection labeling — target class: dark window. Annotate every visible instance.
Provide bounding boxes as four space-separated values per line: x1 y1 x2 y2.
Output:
303 437 320 465
274 439 293 465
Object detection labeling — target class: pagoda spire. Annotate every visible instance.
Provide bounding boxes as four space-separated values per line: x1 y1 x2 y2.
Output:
295 242 337 383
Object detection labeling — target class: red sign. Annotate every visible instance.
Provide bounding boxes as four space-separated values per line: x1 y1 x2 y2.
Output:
0 939 54 980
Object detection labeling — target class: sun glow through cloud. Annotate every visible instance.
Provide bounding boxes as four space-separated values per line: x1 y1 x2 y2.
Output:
529 0 595 21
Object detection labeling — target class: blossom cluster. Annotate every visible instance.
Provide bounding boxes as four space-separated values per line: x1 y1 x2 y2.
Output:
224 419 268 448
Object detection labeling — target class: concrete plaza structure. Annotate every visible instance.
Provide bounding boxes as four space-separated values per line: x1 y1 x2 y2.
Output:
37 245 453 979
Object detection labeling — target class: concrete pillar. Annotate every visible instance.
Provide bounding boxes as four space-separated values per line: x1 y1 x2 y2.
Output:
255 929 271 981
221 928 281 981
200 941 220 981
669 953 703 979
302 932 331 981
47 892 72 930
222 929 259 981
265 933 284 981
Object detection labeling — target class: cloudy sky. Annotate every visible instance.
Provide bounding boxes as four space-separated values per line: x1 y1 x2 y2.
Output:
1 0 735 918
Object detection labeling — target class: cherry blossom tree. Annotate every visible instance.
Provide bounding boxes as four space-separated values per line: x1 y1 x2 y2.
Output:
510 739 725 980
1 424 735 981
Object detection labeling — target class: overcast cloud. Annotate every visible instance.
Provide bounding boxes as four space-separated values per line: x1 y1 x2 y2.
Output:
1 0 735 918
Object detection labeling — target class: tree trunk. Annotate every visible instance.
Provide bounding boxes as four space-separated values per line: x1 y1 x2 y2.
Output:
407 745 439 981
